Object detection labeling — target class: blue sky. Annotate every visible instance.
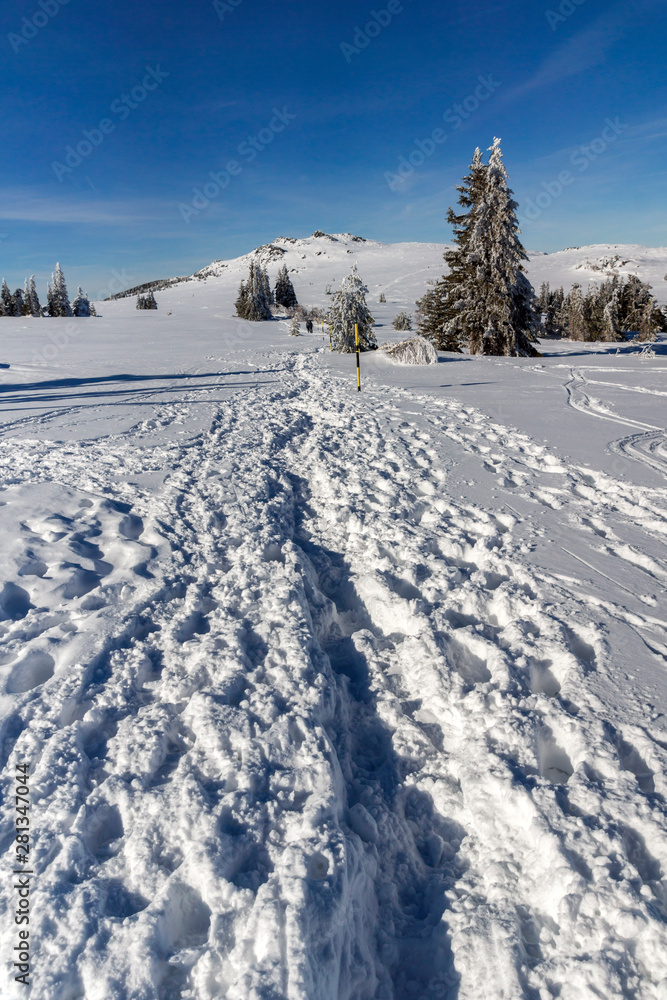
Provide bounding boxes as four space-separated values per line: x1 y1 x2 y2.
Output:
1 0 665 297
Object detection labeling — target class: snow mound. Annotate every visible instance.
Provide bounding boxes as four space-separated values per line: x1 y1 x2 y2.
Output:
382 334 438 364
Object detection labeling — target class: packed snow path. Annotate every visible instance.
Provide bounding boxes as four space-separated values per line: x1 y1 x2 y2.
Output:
0 349 666 1000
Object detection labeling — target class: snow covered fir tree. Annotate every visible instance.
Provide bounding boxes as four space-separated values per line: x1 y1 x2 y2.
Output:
274 264 298 309
1 280 16 317
49 263 73 318
235 262 273 321
417 140 538 356
392 311 412 331
73 287 92 316
0 265 100 319
328 265 377 352
136 290 158 310
538 275 666 341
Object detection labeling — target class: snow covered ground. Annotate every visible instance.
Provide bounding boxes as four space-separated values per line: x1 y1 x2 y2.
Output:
0 238 666 1000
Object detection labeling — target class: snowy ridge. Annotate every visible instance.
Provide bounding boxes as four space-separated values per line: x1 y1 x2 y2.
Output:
0 348 666 999
103 235 667 306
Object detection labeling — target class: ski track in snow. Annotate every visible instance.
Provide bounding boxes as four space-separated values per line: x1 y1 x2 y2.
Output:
0 351 666 1000
534 364 667 480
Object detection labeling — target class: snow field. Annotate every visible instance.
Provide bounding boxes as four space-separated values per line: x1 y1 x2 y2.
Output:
0 344 665 999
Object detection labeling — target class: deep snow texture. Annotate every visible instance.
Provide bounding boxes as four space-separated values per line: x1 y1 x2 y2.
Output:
0 237 666 1000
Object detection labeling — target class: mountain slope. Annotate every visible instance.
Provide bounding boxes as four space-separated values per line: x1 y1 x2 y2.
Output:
104 233 667 308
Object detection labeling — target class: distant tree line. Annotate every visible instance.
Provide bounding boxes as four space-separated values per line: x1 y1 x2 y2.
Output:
538 276 666 342
0 264 93 317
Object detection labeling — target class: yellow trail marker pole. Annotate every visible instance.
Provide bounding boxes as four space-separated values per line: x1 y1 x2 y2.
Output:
355 323 361 392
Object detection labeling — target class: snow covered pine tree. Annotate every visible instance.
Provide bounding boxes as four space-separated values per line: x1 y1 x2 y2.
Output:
12 288 25 317
72 287 92 316
465 139 538 355
236 263 272 321
328 265 377 353
261 265 274 307
418 140 538 356
274 264 298 309
392 311 412 331
415 148 487 352
28 275 41 317
51 263 73 317
548 275 665 342
136 291 158 310
1 279 13 316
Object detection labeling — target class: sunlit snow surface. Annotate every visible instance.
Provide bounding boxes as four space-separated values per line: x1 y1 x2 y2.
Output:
0 237 666 1000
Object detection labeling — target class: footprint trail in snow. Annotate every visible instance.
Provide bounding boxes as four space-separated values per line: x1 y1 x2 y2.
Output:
0 350 666 1000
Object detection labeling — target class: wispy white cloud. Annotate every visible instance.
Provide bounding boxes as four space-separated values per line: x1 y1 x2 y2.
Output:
0 190 170 225
502 0 667 102
508 18 623 99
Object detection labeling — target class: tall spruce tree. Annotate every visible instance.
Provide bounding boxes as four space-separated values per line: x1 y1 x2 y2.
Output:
250 262 272 320
639 298 661 341
443 147 489 352
1 279 13 316
418 141 538 356
235 279 249 318
52 263 72 317
567 284 586 340
236 263 272 321
261 266 274 307
274 264 298 309
415 283 454 348
12 289 25 317
465 138 537 355
328 265 377 352
28 276 41 317
416 148 486 352
602 296 620 342
538 282 564 336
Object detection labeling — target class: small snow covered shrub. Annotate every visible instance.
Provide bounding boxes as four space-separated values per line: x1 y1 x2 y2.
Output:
290 315 300 336
392 311 412 331
383 334 438 365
